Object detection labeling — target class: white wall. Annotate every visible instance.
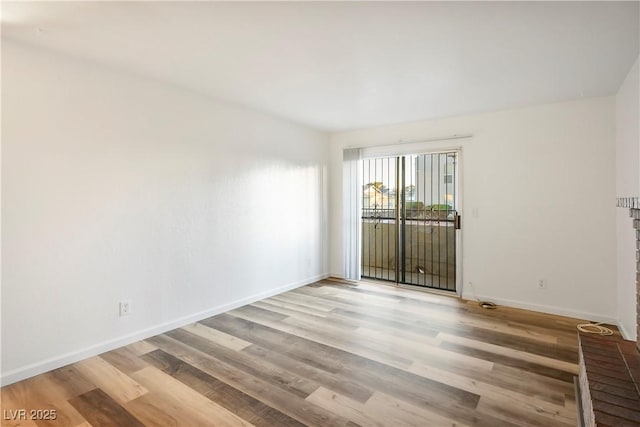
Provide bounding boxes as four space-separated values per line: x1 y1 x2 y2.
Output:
329 97 617 322
616 57 640 340
1 41 329 385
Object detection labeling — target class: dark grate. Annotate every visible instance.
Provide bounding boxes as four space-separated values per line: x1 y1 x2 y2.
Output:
361 152 458 291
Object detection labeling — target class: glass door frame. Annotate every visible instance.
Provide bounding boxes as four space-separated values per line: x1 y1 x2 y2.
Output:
359 148 463 296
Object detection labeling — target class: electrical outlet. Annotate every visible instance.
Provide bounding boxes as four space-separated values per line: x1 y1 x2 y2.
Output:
119 300 132 317
537 279 547 290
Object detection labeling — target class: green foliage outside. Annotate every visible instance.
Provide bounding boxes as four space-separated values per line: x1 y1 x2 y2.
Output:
405 201 424 210
405 203 452 211
404 202 453 219
425 204 453 211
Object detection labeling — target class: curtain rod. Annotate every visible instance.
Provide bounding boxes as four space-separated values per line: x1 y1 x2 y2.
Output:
395 134 473 145
347 134 473 150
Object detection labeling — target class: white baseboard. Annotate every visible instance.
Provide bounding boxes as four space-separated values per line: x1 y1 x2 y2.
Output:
1 273 329 386
461 291 618 325
617 320 637 341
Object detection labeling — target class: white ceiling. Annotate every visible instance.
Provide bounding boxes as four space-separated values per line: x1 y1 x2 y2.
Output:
2 1 639 132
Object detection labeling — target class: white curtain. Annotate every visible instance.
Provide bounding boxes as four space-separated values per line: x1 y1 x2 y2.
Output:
343 148 362 280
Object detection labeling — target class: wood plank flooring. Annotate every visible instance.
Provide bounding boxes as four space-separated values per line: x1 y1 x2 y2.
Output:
1 279 589 426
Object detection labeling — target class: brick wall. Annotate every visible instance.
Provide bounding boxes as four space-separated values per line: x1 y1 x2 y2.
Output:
578 333 640 426
573 198 640 426
635 209 640 351
635 210 639 352
617 196 640 350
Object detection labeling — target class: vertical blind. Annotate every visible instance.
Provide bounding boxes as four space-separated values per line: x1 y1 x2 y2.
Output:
343 148 362 280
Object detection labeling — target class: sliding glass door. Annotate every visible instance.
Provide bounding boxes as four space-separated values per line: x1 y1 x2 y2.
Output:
361 152 459 291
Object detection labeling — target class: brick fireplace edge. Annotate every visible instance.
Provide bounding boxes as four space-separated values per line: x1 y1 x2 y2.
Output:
616 196 640 350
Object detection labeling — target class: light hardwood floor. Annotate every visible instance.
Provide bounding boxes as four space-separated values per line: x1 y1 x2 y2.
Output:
1 279 589 426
